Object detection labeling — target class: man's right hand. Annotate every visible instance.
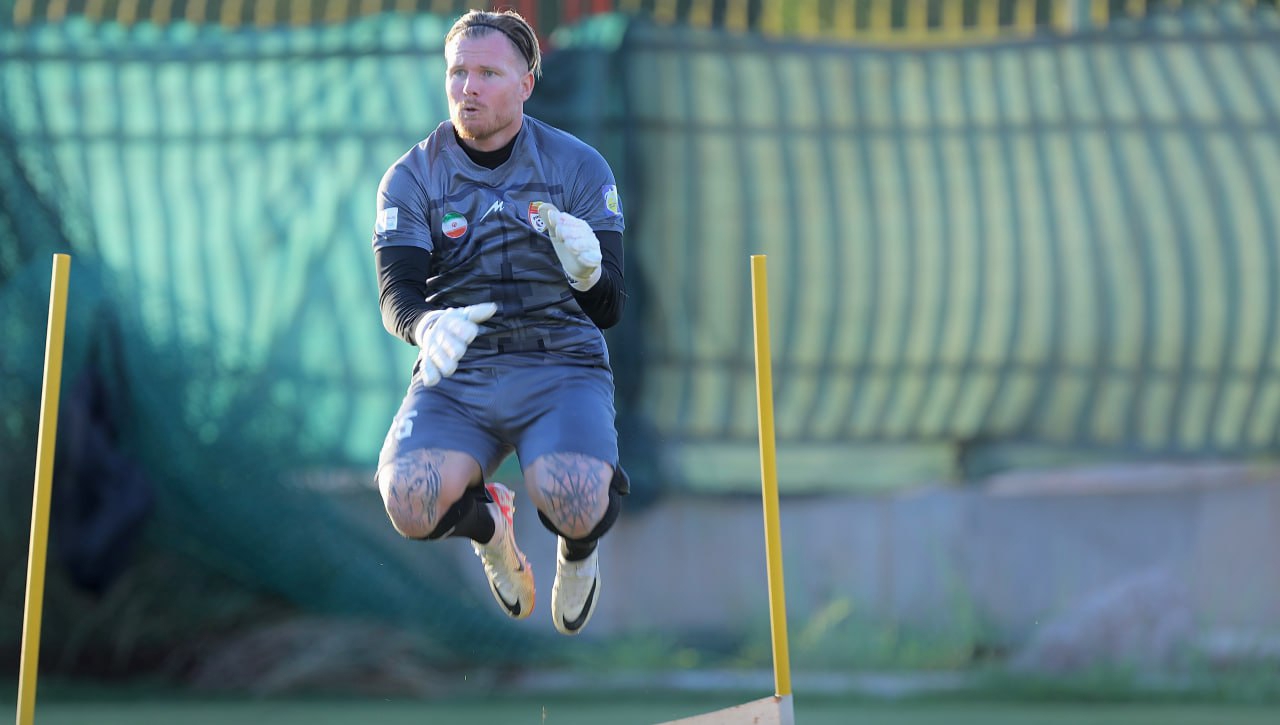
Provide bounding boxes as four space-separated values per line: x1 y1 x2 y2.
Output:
414 302 498 387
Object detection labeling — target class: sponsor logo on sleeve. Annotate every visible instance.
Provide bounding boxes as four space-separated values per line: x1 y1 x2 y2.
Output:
441 211 468 239
376 206 398 233
601 185 622 216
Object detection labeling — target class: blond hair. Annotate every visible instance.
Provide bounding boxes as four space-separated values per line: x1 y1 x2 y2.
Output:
445 10 542 80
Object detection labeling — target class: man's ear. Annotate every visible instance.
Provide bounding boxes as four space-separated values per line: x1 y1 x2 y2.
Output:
520 71 534 101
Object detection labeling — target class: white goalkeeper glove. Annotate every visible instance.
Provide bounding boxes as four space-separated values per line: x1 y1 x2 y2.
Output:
538 203 602 291
413 302 498 387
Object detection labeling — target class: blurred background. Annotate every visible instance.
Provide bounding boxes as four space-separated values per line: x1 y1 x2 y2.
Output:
2 0 1280 722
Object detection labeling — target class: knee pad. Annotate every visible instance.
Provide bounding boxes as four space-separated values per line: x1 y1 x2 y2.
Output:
419 485 490 540
537 466 628 544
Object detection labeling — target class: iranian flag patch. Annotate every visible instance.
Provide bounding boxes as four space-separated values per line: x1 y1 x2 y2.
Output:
441 211 468 239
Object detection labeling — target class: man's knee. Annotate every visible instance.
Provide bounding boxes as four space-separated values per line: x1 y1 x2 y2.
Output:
538 467 628 543
377 449 474 539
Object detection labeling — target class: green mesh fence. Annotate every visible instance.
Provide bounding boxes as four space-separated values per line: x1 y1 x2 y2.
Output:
2 1 1280 684
0 13 595 675
620 2 1280 490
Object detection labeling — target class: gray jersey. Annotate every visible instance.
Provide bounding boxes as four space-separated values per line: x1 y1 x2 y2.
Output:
372 116 625 367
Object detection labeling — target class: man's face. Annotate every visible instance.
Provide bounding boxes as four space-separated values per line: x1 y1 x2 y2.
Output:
445 31 533 151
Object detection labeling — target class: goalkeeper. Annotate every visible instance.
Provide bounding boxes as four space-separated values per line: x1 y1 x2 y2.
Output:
369 9 628 636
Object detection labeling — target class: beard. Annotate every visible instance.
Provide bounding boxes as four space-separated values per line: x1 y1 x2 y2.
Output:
451 106 517 146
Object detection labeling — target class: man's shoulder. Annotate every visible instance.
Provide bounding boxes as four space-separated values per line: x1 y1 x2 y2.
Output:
389 121 451 159
383 122 454 177
419 120 456 151
523 115 602 159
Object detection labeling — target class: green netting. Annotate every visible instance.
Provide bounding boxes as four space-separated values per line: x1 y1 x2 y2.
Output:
620 2 1280 490
0 13 588 674
3 2 1280 684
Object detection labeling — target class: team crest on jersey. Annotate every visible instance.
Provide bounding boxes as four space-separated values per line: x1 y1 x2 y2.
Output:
528 202 548 233
601 185 622 216
441 211 468 239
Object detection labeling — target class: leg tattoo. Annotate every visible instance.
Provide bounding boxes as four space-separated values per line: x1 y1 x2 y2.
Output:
383 449 447 536
534 453 607 538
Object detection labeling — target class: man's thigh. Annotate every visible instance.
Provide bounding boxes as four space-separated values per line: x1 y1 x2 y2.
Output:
499 364 618 468
378 367 511 478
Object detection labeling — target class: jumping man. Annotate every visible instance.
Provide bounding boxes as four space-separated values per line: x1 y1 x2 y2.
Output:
370 9 627 635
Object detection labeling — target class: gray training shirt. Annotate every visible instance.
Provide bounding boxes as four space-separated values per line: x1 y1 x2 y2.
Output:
372 115 625 367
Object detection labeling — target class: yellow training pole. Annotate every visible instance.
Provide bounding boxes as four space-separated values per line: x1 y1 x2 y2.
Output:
750 255 792 701
657 257 794 724
17 253 71 725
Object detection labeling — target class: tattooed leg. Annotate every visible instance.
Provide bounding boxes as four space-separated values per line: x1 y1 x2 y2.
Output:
530 453 618 635
525 453 612 540
377 449 479 539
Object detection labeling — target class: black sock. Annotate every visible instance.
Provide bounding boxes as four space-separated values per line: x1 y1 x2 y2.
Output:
562 538 597 561
444 486 496 543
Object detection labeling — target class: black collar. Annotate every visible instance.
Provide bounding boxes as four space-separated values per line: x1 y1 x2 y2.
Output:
454 128 519 170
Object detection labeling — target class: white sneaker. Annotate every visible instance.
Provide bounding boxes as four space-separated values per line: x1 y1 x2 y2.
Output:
552 538 600 635
472 483 534 619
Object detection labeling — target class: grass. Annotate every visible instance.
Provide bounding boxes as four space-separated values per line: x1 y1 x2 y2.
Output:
8 666 1280 725
8 694 1280 725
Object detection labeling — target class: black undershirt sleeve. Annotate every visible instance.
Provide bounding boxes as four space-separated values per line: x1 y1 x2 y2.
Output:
375 229 627 344
375 245 434 345
573 230 626 329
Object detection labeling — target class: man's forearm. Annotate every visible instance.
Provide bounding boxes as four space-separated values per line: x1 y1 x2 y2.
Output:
376 245 434 345
572 230 626 329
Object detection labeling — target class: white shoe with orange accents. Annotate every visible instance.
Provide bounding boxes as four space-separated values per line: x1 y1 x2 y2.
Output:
472 482 535 619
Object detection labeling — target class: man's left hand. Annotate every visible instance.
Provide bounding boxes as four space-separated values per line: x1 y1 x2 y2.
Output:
538 204 602 291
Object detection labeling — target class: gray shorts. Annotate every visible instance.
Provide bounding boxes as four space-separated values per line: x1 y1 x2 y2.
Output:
378 362 619 479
